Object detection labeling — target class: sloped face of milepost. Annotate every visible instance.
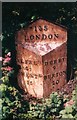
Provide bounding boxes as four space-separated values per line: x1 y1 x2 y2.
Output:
15 19 67 98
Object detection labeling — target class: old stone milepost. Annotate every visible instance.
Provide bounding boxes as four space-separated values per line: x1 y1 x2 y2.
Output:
15 19 67 98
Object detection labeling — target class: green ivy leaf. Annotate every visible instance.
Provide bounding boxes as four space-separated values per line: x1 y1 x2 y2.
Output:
5 49 9 54
3 106 10 113
62 114 74 118
74 114 77 119
31 16 36 20
65 106 73 114
0 84 7 92
3 76 9 84
67 114 74 118
0 99 3 109
60 110 66 115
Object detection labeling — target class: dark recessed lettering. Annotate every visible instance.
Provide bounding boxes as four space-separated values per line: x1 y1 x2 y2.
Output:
27 81 29 85
36 34 40 40
25 35 29 41
39 74 42 78
51 74 55 78
56 80 59 84
34 26 37 32
44 75 47 80
30 74 34 78
21 72 24 75
25 66 28 71
62 57 65 62
42 34 47 40
30 81 32 85
44 61 48 65
34 74 37 79
57 88 59 91
59 72 63 76
53 66 56 70
52 81 55 85
48 74 51 79
30 35 34 40
21 59 24 63
50 60 53 65
58 58 61 63
63 71 66 75
44 25 48 31
29 67 31 71
56 73 58 77
38 26 42 31
26 73 29 79
25 60 28 64
48 34 53 39
54 33 59 39
28 60 32 64
34 61 37 65
54 60 57 64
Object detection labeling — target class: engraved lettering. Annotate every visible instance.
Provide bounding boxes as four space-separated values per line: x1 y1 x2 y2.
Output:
44 61 48 65
30 81 32 85
48 34 53 39
62 57 65 62
42 34 47 40
25 66 28 71
25 35 29 41
63 71 66 75
52 81 55 85
56 80 59 84
21 72 24 75
34 61 37 65
38 74 42 78
28 60 32 64
44 25 48 31
26 73 29 79
27 80 29 85
44 75 47 80
25 60 28 64
54 33 59 39
34 26 37 32
58 58 61 63
38 26 42 31
59 72 63 76
21 59 24 63
56 73 58 77
29 67 31 71
30 74 34 78
54 60 57 64
34 74 37 79
30 35 34 40
36 34 40 40
51 74 55 78
50 60 53 65
48 74 51 79
53 66 56 70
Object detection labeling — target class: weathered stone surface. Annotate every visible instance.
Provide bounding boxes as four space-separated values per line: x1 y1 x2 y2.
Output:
15 19 67 98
